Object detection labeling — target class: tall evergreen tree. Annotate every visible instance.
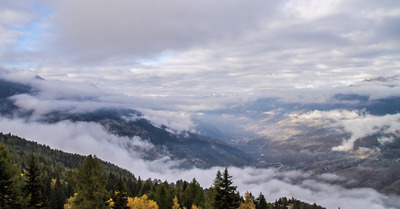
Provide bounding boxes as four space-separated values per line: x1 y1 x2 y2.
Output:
0 144 18 208
205 187 217 209
182 178 205 209
213 168 241 209
41 174 51 207
72 154 109 209
154 181 173 209
112 178 129 209
138 179 153 196
25 155 44 208
134 176 142 196
50 177 66 209
255 193 267 209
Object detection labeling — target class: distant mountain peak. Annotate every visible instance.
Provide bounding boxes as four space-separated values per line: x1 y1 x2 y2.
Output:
34 75 45 80
364 75 399 83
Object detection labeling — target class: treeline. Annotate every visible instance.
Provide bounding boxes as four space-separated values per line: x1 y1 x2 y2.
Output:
0 132 325 209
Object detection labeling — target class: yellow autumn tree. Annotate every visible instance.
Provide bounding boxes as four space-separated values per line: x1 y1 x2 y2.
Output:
127 195 159 209
191 205 200 209
107 198 114 208
172 196 180 209
238 192 256 209
64 193 77 209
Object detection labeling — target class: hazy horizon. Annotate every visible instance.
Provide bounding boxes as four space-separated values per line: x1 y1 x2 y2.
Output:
1 1 400 208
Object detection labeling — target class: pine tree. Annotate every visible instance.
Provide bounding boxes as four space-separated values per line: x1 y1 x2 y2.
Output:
113 178 129 209
0 144 18 208
154 181 173 209
255 193 267 209
134 176 142 196
182 178 205 209
25 155 44 208
205 187 217 209
213 168 241 209
50 177 66 209
139 179 153 196
72 154 109 209
41 174 51 207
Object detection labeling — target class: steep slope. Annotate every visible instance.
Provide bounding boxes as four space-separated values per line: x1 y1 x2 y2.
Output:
0 132 327 209
0 132 136 179
0 78 251 168
41 108 251 168
0 78 33 116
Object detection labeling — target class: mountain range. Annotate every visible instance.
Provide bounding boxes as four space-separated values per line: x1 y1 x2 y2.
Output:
0 75 399 196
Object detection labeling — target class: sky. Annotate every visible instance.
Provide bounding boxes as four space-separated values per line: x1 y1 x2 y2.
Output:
1 1 400 208
1 0 399 108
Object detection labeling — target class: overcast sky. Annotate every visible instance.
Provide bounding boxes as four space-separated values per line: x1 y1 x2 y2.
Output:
1 2 400 207
1 0 399 106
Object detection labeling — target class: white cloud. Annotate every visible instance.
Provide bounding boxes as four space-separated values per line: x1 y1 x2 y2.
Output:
1 1 400 207
173 166 400 209
378 136 395 145
293 109 400 152
48 0 278 62
0 6 32 48
291 109 363 121
333 113 400 151
1 0 398 103
0 116 399 208
138 108 197 134
0 9 32 28
0 117 176 176
284 0 342 20
0 27 21 46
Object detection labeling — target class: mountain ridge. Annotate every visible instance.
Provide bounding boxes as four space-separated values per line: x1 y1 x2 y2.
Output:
1 76 400 196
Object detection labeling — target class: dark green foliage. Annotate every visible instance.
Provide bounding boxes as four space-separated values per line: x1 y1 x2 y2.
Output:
139 179 154 197
182 178 205 209
112 178 129 209
205 187 217 209
0 132 327 209
107 173 118 192
255 193 268 209
0 133 135 180
50 177 66 209
0 143 19 208
154 181 173 209
213 168 241 209
25 155 44 208
41 174 52 207
131 176 142 197
72 154 109 209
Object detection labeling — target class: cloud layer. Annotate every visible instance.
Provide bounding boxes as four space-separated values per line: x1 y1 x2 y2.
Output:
0 116 399 209
292 109 400 153
1 1 400 208
1 0 399 105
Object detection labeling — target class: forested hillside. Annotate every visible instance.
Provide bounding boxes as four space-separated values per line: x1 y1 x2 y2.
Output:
0 132 325 209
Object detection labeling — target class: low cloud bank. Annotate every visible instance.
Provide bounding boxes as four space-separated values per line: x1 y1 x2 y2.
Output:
294 109 400 152
335 113 400 152
0 117 179 175
0 117 399 209
137 108 197 134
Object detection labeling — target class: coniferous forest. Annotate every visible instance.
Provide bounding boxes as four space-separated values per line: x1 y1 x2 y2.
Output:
0 132 325 209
